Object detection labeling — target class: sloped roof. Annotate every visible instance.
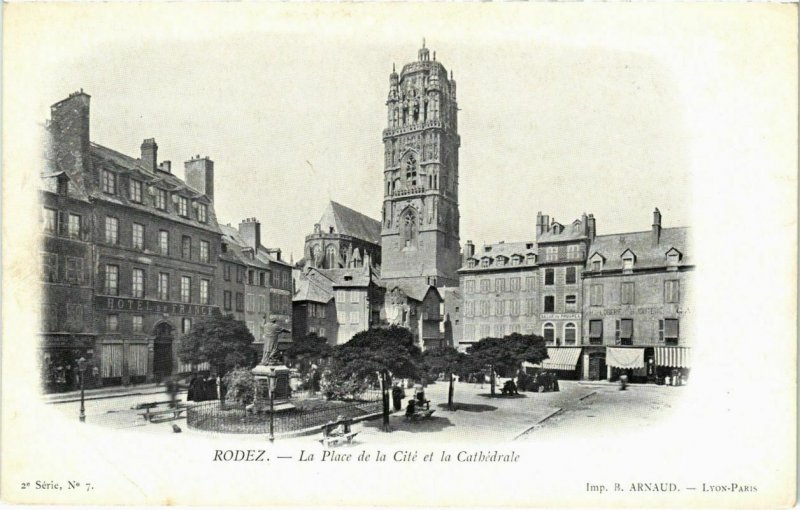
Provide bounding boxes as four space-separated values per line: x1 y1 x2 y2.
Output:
89 142 221 233
318 201 381 245
386 281 440 302
220 225 271 270
459 241 537 272
586 227 691 271
537 220 589 243
320 267 373 288
293 277 333 304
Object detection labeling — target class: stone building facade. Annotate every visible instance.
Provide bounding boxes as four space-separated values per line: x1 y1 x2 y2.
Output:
380 43 461 288
40 166 97 392
43 92 224 386
220 224 271 353
458 240 540 352
237 217 293 347
580 209 693 381
535 212 594 349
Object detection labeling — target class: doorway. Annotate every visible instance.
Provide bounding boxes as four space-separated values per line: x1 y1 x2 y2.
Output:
153 322 174 381
588 352 607 380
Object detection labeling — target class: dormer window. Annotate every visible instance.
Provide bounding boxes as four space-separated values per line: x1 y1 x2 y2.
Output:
130 179 143 203
666 248 682 271
156 189 168 211
102 170 116 195
480 258 491 268
526 253 536 265
467 259 477 269
620 250 636 273
589 252 605 272
496 256 507 267
197 203 208 223
178 196 189 218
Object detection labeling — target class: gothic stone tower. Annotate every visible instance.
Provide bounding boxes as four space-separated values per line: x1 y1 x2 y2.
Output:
380 42 461 288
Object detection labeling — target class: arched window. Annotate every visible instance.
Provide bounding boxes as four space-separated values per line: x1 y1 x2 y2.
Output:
325 245 337 269
405 155 418 187
543 323 555 345
564 322 577 345
401 209 417 249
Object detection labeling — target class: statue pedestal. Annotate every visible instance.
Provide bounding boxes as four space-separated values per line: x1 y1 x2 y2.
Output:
251 364 295 413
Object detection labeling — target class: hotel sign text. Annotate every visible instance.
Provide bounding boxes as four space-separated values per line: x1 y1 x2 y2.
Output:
95 296 218 317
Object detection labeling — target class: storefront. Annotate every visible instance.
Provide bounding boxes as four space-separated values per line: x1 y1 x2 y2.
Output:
40 334 98 393
606 346 691 383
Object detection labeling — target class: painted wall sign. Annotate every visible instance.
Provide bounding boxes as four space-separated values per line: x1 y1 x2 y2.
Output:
95 296 218 316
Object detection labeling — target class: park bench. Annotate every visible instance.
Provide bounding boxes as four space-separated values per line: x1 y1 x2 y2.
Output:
319 419 358 448
132 400 175 410
138 403 189 423
405 408 435 421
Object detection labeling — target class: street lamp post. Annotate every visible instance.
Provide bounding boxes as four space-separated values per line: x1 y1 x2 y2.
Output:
267 369 276 443
77 357 87 423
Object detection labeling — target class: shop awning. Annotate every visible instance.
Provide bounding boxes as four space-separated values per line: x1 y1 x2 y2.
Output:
541 348 582 371
607 347 645 369
655 347 691 368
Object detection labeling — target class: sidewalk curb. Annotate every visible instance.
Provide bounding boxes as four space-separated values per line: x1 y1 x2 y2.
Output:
45 388 181 405
512 408 564 441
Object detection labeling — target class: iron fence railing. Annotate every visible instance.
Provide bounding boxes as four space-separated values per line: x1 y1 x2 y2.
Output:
187 391 382 435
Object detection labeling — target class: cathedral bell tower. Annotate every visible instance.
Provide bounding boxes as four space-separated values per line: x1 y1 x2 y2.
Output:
380 41 461 288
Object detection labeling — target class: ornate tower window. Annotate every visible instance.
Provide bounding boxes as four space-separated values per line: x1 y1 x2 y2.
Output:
402 209 417 249
325 245 337 269
405 155 418 187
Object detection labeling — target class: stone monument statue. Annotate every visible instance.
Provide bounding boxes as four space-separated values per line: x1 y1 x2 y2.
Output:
251 315 294 411
259 315 290 365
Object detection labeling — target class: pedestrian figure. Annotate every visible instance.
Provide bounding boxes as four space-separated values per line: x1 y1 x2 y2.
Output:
405 398 416 419
391 383 405 411
619 374 628 391
92 365 101 389
552 374 560 392
188 374 199 402
165 377 179 408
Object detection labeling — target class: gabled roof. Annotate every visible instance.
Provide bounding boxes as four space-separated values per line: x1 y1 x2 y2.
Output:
318 201 381 245
586 227 691 271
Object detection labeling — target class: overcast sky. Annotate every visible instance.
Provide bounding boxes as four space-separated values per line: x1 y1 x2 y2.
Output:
17 4 790 260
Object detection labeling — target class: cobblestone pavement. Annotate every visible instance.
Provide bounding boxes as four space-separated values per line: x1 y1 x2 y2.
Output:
516 382 686 441
48 380 687 444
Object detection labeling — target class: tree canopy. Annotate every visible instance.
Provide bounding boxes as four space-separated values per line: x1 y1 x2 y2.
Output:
422 346 467 380
178 314 257 376
321 326 422 399
465 333 548 377
283 333 332 374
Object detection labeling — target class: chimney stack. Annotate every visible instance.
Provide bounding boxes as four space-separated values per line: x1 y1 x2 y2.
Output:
49 90 91 175
463 240 475 264
652 208 662 247
239 217 261 250
184 156 214 200
140 138 158 172
158 161 171 173
587 214 596 241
